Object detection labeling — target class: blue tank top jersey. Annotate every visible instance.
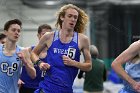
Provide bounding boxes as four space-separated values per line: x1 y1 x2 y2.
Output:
39 31 81 92
0 45 22 93
20 46 46 89
119 61 140 93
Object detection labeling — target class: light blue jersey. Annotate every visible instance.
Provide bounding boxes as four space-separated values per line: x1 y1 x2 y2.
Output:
119 61 140 93
0 45 22 93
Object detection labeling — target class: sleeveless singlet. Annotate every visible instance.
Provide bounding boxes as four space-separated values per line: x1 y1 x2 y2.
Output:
0 44 23 93
38 31 80 93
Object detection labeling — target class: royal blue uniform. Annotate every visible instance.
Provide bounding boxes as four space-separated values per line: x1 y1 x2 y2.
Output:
34 31 80 93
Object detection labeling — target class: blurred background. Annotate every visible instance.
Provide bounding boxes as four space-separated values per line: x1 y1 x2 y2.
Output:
0 0 140 92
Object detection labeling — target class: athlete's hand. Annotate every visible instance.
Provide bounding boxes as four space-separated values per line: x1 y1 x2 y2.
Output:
131 81 140 92
39 62 50 71
18 79 25 89
17 48 31 65
62 55 75 66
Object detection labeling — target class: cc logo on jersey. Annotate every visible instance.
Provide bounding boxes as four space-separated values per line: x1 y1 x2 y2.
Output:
1 62 18 76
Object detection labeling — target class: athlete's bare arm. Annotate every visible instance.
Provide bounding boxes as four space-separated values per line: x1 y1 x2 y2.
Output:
31 32 53 62
31 32 54 70
18 48 36 79
63 33 92 71
77 34 92 71
112 40 140 91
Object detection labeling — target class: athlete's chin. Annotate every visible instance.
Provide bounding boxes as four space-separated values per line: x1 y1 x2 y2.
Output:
12 39 19 42
68 27 74 31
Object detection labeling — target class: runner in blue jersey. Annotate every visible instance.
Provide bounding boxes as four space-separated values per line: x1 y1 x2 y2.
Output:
19 24 52 93
31 4 92 93
0 19 36 93
112 40 140 93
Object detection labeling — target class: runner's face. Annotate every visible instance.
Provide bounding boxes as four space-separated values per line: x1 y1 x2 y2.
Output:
61 8 78 30
5 24 21 42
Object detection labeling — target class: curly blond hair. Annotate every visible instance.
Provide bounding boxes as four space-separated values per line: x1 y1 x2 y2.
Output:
55 4 89 33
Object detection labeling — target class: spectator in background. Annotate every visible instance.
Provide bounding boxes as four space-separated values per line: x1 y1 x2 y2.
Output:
78 45 107 93
0 32 6 44
19 24 52 93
